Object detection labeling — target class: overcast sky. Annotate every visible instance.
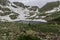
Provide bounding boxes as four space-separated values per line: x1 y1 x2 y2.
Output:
9 0 58 7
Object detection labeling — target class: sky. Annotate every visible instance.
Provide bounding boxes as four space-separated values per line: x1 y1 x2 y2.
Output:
9 0 58 7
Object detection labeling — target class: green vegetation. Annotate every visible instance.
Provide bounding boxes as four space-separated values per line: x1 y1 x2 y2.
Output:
9 15 18 19
0 0 8 5
9 13 19 19
0 0 60 40
18 34 40 40
2 8 11 11
0 21 60 40
39 1 60 12
44 11 60 21
0 6 11 12
29 12 35 16
29 6 38 11
13 2 25 8
0 12 11 16
11 5 17 8
0 6 2 10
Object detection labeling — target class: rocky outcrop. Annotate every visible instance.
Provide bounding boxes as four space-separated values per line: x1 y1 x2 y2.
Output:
0 0 9 5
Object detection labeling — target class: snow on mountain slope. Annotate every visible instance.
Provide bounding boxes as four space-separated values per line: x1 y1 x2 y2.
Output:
0 2 47 22
0 1 60 22
42 5 60 21
45 5 60 13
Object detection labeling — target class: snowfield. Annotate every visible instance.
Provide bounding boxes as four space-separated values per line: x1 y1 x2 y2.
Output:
0 2 60 23
0 3 47 22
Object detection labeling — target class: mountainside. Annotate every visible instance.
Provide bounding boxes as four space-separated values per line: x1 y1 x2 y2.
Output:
1 0 60 40
0 0 60 23
38 1 60 22
39 1 60 12
0 1 47 22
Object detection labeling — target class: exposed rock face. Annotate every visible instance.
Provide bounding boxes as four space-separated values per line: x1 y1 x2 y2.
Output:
13 2 25 8
24 6 30 8
28 6 39 11
0 0 9 5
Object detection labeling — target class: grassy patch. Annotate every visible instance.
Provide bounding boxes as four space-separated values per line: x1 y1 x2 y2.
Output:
0 21 60 40
2 8 11 11
9 15 18 19
29 12 35 16
0 12 11 16
39 1 60 12
13 2 25 8
18 34 41 40
9 13 19 19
